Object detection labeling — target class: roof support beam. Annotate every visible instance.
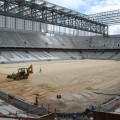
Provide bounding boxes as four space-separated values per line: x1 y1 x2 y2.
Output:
0 0 108 36
89 9 120 25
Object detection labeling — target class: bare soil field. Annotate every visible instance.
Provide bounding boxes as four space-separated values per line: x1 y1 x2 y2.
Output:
0 59 120 113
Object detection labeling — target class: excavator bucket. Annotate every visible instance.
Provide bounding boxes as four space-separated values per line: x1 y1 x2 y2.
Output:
27 65 33 74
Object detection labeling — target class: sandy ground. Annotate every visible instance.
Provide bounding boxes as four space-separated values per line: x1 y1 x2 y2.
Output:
0 59 120 113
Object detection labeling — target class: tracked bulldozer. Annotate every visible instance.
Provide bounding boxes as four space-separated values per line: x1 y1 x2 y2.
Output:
7 65 33 80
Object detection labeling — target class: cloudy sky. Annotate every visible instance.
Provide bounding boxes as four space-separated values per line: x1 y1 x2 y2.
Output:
45 0 120 35
45 0 120 14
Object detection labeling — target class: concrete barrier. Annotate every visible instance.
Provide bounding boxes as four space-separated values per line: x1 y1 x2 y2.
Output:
28 106 47 115
0 90 47 115
99 96 120 111
13 96 33 110
0 113 55 120
0 91 8 100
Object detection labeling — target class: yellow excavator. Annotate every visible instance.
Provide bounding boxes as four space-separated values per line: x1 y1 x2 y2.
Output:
7 65 33 80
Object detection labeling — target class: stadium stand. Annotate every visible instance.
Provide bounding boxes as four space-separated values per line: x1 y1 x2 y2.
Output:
0 28 120 63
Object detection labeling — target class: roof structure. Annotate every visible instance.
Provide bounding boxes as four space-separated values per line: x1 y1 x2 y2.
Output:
89 9 120 26
0 0 108 36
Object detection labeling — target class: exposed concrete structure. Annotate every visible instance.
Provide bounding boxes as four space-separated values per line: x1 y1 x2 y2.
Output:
0 28 120 63
0 91 47 116
0 28 120 49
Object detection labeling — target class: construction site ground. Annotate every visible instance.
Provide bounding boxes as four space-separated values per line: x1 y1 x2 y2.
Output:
0 59 120 113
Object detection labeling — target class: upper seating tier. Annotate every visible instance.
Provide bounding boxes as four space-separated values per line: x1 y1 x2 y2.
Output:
0 28 120 49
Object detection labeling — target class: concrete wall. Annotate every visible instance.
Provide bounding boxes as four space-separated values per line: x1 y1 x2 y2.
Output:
0 91 8 100
0 90 47 115
0 113 55 120
98 96 120 111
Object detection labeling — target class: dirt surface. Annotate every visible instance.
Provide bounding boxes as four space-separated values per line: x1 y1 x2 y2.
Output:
0 59 120 113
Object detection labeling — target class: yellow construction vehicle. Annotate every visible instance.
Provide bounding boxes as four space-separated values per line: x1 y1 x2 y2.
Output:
7 65 33 80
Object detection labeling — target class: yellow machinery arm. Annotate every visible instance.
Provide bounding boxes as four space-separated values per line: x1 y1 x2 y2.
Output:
27 65 33 75
7 65 33 80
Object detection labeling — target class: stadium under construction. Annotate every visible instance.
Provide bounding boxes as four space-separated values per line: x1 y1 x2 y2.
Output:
0 0 120 120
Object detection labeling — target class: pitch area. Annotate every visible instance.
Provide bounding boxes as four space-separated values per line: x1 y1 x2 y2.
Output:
0 60 120 112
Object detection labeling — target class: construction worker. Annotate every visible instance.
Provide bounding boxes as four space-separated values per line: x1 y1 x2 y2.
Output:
39 67 42 73
34 94 39 106
72 112 78 120
91 105 96 111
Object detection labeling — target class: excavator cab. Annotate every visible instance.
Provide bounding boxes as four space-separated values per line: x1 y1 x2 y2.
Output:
7 65 33 80
18 68 26 75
